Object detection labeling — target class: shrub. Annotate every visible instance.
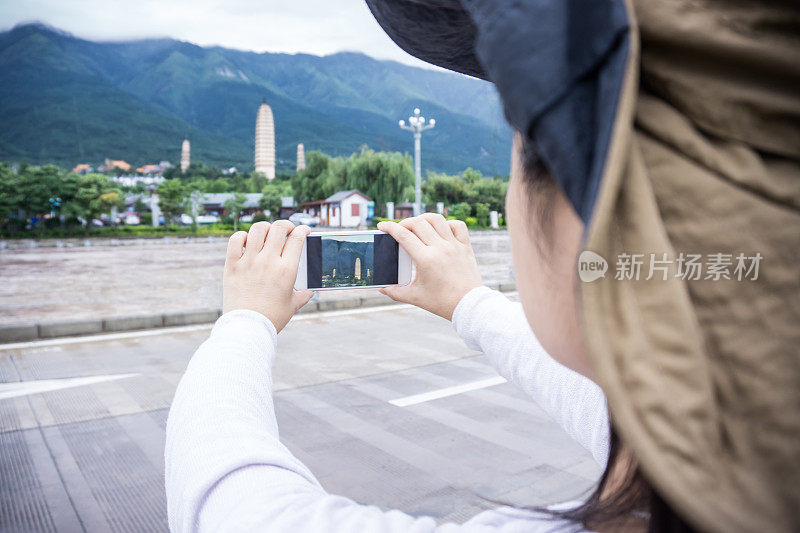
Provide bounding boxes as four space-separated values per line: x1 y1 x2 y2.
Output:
372 217 401 225
450 202 472 221
474 203 490 227
252 212 268 223
465 216 478 228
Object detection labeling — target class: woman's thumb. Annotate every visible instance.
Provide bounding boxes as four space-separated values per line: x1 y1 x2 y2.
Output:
293 289 314 310
379 285 413 304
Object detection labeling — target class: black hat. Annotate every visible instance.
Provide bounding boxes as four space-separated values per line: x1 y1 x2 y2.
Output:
365 0 630 223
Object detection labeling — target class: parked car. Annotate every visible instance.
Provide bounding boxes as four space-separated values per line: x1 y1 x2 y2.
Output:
240 214 254 223
288 212 318 227
195 215 219 224
124 215 140 225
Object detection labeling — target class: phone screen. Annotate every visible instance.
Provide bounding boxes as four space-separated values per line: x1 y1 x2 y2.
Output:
306 233 399 289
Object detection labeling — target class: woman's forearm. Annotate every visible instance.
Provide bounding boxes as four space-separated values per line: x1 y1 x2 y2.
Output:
164 309 324 532
164 310 448 533
452 287 610 467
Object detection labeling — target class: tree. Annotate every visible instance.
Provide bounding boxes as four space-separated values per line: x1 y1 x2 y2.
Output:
133 197 148 214
292 151 331 202
209 178 229 193
258 187 282 221
62 173 123 231
474 202 490 227
224 192 247 232
157 179 188 225
423 172 466 206
14 165 63 221
162 165 182 180
248 172 268 193
462 167 482 185
450 202 472 221
0 163 19 232
343 147 413 213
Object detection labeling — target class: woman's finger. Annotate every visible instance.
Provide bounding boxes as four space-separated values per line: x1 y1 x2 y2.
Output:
447 219 470 245
263 219 294 257
420 213 453 241
244 221 270 257
292 289 315 312
225 231 247 266
282 225 311 272
379 283 416 305
377 221 426 259
399 216 441 246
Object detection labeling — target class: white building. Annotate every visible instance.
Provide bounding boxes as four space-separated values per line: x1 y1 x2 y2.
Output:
299 190 371 228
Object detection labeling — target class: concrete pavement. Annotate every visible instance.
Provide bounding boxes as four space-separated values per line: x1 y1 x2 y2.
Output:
0 302 601 532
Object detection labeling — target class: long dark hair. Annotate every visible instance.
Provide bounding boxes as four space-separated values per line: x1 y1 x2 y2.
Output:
541 425 694 532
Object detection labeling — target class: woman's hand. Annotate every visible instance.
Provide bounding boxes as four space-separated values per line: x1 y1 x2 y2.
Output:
222 220 314 333
377 214 483 320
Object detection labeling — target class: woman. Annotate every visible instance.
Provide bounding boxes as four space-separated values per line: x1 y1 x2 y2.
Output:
165 209 613 533
166 0 799 531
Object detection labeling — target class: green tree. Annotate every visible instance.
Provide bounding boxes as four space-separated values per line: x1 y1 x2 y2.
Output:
186 162 222 181
208 178 229 193
423 172 466 206
474 202 490 227
343 147 413 213
468 178 507 211
157 179 188 225
258 187 282 221
162 165 183 180
0 163 19 232
15 165 64 220
224 192 247 232
292 151 331 202
62 173 123 232
133 197 148 214
462 167 482 185
450 202 472 221
248 172 268 193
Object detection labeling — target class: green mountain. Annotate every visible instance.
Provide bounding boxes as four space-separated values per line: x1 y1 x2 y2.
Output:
0 23 511 175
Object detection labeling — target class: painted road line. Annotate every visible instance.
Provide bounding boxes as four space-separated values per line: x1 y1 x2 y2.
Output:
0 373 139 401
0 304 416 351
389 376 508 407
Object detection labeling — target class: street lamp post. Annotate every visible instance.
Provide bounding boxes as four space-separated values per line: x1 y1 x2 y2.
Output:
399 108 435 216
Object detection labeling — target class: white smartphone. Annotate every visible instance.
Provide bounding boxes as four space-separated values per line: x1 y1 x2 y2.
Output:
294 230 412 290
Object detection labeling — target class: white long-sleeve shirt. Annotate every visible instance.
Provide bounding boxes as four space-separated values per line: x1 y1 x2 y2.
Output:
165 286 609 532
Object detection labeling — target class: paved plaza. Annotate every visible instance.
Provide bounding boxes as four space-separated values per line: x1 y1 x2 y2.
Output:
0 302 600 532
0 231 513 325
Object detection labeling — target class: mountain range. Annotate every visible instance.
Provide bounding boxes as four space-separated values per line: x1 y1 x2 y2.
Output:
0 23 512 175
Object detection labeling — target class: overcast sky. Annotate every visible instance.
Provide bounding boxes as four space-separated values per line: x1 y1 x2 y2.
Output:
0 0 438 69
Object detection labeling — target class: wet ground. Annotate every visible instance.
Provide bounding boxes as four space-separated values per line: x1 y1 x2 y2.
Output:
0 231 512 324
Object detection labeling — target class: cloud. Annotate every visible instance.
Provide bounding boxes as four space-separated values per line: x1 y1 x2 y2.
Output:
0 0 441 69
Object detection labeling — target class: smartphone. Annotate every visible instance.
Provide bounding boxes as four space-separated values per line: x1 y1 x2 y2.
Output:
294 230 412 290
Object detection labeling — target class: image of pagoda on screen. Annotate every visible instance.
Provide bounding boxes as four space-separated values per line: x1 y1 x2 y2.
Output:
321 234 375 288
